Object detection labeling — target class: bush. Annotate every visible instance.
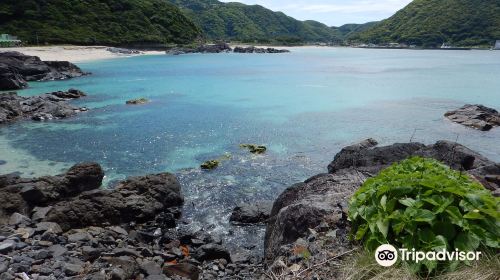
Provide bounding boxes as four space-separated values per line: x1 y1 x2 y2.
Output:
348 157 500 274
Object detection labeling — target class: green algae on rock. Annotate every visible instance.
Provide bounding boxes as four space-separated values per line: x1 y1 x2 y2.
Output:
126 98 149 105
240 144 267 154
200 160 219 170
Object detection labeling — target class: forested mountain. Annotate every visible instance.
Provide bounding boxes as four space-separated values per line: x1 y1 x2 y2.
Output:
0 0 201 45
352 0 500 47
168 0 340 44
334 22 379 39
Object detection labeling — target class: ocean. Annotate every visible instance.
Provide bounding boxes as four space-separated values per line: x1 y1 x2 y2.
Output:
1 47 500 251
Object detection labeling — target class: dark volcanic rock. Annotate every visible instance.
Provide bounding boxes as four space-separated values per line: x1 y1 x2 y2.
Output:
196 43 232 53
445 104 500 131
0 90 87 124
327 139 493 174
193 243 231 262
0 51 88 90
264 169 365 260
265 139 499 261
230 201 272 224
45 173 183 231
233 46 290 53
0 71 28 90
0 162 103 223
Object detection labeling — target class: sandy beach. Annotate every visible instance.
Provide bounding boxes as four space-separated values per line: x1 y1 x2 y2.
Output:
2 45 164 63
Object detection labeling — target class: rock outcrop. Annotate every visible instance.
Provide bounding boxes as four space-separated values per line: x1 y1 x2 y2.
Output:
0 51 88 90
45 172 184 231
166 44 290 55
445 104 500 131
196 43 232 53
0 162 104 224
233 47 290 53
265 139 499 261
0 89 87 124
0 163 265 279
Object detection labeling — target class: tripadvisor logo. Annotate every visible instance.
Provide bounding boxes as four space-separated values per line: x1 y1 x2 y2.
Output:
375 244 482 267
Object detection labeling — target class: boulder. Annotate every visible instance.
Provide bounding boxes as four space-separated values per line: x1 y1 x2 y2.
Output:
163 263 200 280
0 163 103 223
193 243 231 262
264 170 365 260
230 201 272 224
445 104 500 131
45 173 183 231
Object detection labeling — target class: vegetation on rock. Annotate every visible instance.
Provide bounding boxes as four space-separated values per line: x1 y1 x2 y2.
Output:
126 98 149 105
240 144 267 154
352 0 500 47
0 0 201 45
348 157 500 274
200 160 219 170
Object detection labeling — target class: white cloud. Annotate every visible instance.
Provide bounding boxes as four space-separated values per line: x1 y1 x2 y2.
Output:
219 0 413 25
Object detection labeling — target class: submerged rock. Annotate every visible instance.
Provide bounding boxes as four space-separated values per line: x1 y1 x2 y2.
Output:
445 104 500 131
0 89 88 125
126 98 149 105
240 144 267 154
200 160 219 170
0 51 88 90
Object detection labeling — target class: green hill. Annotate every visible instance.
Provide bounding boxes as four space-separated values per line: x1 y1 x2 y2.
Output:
168 0 340 44
0 0 201 45
352 0 500 47
334 22 379 39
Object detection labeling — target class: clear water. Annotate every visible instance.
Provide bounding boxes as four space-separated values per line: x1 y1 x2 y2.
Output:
1 47 500 252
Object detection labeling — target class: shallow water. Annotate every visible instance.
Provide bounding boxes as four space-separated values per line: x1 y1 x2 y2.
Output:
1 47 500 252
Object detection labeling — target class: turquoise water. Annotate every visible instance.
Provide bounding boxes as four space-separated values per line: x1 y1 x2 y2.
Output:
1 47 500 250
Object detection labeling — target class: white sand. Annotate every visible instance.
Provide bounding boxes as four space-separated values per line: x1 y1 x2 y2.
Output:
3 45 164 63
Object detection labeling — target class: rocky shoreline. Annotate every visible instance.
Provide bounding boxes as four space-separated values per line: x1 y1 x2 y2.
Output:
1 138 498 279
165 43 290 55
0 89 88 125
0 52 88 91
445 104 500 131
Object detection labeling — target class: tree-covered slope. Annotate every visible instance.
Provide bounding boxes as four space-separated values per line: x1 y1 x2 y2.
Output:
334 22 379 39
168 0 340 43
352 0 500 47
0 0 201 45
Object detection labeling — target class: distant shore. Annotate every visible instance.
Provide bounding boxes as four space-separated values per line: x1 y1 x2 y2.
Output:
1 45 164 63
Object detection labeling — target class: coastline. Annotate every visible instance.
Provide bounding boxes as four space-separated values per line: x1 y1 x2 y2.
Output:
1 45 164 63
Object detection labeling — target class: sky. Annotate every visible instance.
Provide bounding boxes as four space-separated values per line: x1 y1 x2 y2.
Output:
220 0 413 26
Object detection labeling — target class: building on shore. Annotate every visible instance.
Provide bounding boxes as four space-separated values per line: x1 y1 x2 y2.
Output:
0 34 22 47
495 40 500 50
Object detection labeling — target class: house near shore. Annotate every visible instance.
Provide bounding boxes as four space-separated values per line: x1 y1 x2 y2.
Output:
0 34 22 47
495 40 500 50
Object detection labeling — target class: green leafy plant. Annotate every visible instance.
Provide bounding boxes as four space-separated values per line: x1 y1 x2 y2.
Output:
348 157 500 274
